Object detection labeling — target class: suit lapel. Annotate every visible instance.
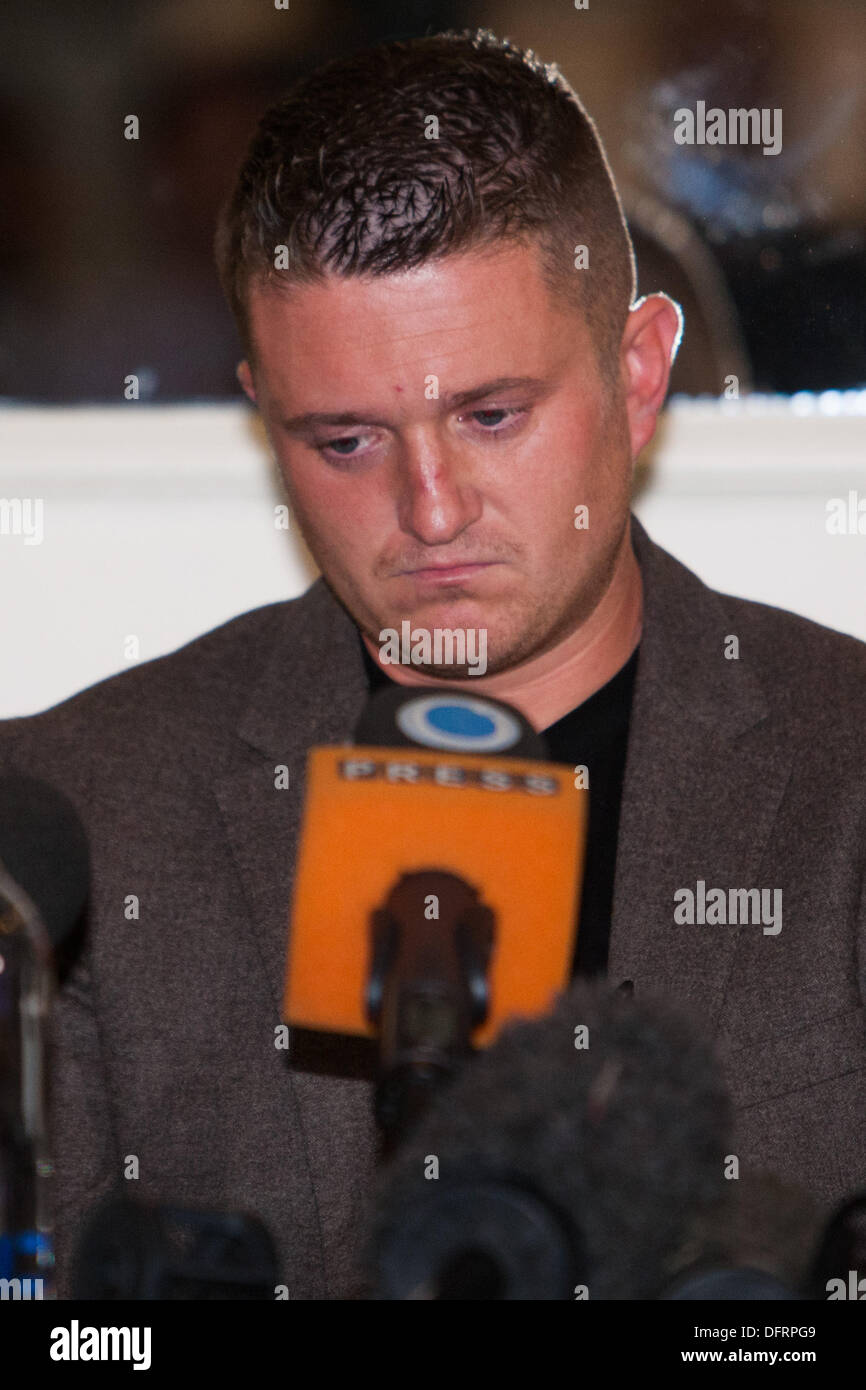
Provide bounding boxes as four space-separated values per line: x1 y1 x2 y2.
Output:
609 517 793 1032
214 579 370 1021
213 581 376 1292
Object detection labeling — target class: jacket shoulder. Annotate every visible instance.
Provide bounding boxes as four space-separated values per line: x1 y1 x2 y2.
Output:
0 590 317 773
712 584 866 728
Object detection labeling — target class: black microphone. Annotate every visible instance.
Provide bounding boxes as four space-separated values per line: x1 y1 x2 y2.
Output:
0 775 90 1287
661 1173 851 1300
353 686 569 1152
353 682 550 761
661 1267 800 1299
285 682 587 1154
369 977 735 1299
72 1193 280 1300
0 775 90 949
805 1189 866 1300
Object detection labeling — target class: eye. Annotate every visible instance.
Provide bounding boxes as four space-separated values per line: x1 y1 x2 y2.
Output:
316 431 376 460
461 406 526 434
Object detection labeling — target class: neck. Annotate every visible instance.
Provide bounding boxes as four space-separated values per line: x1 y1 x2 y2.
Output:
362 530 643 731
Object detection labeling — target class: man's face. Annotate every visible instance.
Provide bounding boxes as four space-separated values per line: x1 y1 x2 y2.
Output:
241 241 636 676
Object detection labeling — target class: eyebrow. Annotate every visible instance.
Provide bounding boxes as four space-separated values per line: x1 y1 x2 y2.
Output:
279 376 550 434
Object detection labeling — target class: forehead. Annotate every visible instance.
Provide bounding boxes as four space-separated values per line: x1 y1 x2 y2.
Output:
245 241 592 395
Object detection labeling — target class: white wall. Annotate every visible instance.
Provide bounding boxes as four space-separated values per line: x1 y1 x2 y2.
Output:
1 394 865 718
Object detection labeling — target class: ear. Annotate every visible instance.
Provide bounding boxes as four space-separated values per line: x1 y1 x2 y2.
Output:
619 293 683 458
237 359 257 403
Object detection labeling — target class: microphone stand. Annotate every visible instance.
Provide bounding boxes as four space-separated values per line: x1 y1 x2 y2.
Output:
0 863 54 1290
365 869 495 1157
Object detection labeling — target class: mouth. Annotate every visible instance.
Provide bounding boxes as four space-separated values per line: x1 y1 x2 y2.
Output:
400 562 499 585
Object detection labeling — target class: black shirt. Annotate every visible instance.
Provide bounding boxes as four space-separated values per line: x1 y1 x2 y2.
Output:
359 638 639 980
539 648 639 977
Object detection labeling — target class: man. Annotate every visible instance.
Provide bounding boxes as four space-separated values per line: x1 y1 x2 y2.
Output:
2 29 865 1299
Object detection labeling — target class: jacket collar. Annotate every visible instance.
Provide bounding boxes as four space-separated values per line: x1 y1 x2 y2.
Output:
237 512 770 759
611 515 787 1026
237 575 369 760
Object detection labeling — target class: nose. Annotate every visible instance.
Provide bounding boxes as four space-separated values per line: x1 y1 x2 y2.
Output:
395 430 483 547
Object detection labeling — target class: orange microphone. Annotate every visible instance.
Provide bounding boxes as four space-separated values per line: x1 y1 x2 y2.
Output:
284 686 588 1143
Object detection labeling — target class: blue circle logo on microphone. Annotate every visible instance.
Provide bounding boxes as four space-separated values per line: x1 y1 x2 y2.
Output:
396 694 523 752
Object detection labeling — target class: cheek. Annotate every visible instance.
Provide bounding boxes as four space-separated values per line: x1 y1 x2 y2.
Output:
280 452 353 531
517 411 624 566
511 412 600 521
282 458 391 577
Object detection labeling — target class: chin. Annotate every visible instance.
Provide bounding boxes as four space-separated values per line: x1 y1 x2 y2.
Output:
412 663 482 681
372 600 487 639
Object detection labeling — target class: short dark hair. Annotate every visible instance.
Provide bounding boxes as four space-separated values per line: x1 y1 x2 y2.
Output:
215 28 636 376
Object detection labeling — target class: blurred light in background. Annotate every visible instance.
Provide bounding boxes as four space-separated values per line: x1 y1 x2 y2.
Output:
1 0 863 402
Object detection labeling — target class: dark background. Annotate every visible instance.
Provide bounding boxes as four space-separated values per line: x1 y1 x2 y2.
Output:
1 0 864 401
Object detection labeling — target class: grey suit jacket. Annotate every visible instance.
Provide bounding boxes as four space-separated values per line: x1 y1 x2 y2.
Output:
2 514 865 1298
